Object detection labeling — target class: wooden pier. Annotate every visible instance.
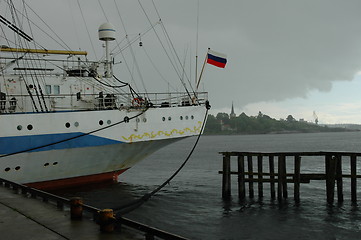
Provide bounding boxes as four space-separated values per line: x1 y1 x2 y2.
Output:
219 152 361 204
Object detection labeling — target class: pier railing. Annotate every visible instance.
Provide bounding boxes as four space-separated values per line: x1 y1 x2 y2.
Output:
219 151 361 204
0 178 188 240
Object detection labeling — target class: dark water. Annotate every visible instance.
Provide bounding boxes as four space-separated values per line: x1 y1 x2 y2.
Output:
59 132 361 239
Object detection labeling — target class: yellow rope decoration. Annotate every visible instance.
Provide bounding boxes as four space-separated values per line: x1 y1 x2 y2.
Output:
122 121 203 143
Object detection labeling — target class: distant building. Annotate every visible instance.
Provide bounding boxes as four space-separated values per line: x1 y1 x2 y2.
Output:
230 102 236 118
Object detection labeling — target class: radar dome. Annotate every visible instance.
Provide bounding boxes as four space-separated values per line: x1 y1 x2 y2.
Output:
98 23 116 41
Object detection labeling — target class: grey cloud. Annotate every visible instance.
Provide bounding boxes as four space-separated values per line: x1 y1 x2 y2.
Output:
9 0 361 110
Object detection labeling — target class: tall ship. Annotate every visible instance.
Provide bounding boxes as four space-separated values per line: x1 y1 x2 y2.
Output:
0 1 209 189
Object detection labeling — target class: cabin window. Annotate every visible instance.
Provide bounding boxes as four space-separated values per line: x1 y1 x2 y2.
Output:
45 85 51 94
53 85 60 94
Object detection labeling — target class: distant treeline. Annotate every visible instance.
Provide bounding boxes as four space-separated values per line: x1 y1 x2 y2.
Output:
204 111 355 135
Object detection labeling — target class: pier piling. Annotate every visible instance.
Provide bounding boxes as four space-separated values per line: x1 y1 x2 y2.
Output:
247 156 254 198
258 155 263 199
222 153 231 200
325 155 337 205
269 156 276 200
219 151 361 204
238 155 246 201
294 155 301 203
351 155 357 203
336 155 343 203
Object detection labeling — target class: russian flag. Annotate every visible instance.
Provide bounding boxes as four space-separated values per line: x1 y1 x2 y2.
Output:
207 50 227 68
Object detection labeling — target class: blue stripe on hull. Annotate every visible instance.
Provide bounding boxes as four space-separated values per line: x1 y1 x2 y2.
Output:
0 133 122 154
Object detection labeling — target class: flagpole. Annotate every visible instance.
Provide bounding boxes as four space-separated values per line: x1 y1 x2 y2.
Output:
195 0 200 87
196 48 209 91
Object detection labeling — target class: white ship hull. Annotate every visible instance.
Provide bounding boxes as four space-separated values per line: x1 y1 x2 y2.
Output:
0 106 207 189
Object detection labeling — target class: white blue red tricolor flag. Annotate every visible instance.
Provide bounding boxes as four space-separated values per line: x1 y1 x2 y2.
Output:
207 49 227 68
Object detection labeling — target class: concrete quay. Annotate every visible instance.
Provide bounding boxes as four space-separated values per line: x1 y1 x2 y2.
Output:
0 185 141 240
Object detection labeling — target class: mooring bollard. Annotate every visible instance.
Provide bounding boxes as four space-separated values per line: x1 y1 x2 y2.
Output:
70 197 83 220
99 209 116 233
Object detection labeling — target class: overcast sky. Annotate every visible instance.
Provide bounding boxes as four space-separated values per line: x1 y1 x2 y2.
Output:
5 0 361 124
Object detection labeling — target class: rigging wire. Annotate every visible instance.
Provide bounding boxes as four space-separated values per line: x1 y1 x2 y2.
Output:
67 1 81 51
22 2 72 52
141 46 177 92
13 1 44 112
114 104 210 215
77 0 98 59
91 75 128 88
159 19 196 95
112 23 158 55
111 2 139 92
98 0 109 22
113 0 148 99
6 1 39 112
138 0 192 100
151 0 197 96
22 1 48 112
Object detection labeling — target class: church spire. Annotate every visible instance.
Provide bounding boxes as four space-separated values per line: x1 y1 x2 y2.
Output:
230 102 236 118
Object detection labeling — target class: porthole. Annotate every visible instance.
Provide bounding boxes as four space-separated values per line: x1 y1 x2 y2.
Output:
136 118 140 123
168 117 172 121
53 162 58 166
180 116 183 120
27 124 33 130
65 122 70 128
191 115 194 119
185 116 189 120
162 117 165 121
44 163 49 167
99 120 104 125
107 120 111 125
74 122 79 127
143 118 147 123
4 167 10 172
17 125 22 131
15 166 20 171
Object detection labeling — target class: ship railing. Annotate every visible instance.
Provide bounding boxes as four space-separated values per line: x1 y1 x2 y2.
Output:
0 178 189 240
0 92 208 113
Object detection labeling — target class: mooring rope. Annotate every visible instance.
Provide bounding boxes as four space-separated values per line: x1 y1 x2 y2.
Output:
114 102 210 216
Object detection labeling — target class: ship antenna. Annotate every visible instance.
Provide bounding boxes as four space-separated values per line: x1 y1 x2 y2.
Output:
98 23 116 78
